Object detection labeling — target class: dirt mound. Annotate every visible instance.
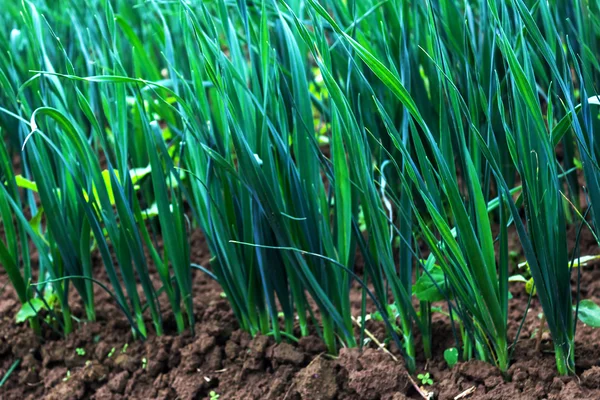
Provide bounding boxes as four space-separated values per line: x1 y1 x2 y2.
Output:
1 228 600 399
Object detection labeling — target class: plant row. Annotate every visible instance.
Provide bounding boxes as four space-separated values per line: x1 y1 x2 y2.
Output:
1 0 600 376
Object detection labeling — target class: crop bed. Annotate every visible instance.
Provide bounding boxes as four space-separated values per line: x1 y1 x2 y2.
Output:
3 1 600 399
1 225 600 400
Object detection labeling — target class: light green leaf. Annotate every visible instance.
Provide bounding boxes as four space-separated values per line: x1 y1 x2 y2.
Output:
508 275 528 283
413 267 446 302
577 300 600 328
16 301 41 323
14 175 38 192
130 165 152 185
444 348 459 368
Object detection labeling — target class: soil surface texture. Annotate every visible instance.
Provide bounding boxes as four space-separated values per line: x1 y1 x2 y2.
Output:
1 226 600 399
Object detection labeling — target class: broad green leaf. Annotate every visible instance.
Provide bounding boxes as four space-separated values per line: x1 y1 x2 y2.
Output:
413 267 447 302
577 300 600 328
15 293 57 323
16 298 45 323
444 348 459 368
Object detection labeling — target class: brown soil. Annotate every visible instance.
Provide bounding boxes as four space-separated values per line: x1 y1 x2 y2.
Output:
1 226 600 399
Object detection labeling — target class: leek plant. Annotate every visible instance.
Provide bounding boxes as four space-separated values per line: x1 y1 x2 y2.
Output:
304 2 512 371
305 0 586 374
527 0 600 243
289 2 426 368
179 0 360 354
0 0 195 338
0 138 42 335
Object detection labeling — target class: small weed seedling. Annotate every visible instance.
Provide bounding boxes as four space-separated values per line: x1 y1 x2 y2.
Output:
107 347 116 358
444 348 459 369
417 372 433 386
63 370 71 382
76 348 86 356
142 357 147 370
209 391 220 400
